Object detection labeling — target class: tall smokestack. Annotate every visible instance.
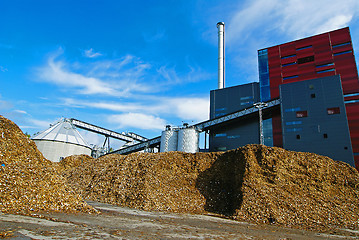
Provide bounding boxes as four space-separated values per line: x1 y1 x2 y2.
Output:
217 22 225 89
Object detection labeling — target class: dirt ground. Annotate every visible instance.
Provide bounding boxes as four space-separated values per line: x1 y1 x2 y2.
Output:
0 201 358 240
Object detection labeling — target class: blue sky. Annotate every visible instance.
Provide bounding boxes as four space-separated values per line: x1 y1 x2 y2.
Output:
1 0 359 148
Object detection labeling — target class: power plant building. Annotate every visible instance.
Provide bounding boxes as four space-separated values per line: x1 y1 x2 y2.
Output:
209 27 359 170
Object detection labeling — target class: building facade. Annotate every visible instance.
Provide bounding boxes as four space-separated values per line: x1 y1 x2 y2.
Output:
209 83 260 151
258 27 359 169
209 27 359 170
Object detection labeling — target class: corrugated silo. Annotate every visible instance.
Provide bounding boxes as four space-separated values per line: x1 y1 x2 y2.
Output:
160 125 178 152
177 126 199 153
32 118 92 162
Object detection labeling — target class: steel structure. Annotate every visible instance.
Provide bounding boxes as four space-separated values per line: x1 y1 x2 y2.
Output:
111 98 281 155
69 118 148 143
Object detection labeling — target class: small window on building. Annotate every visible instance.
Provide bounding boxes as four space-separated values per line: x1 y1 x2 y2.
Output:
283 75 299 80
334 50 352 56
327 107 340 115
296 45 312 51
323 133 328 138
214 133 227 137
282 62 296 67
344 147 348 150
281 54 296 59
332 42 351 48
296 135 301 139
296 111 308 118
311 93 316 98
297 55 314 64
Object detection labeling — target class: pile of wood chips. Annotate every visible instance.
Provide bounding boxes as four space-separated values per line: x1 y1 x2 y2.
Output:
60 145 359 232
0 115 96 215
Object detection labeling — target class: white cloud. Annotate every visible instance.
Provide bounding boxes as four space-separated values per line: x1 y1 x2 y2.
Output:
226 0 359 44
108 113 166 130
83 48 102 58
61 95 210 126
36 51 152 97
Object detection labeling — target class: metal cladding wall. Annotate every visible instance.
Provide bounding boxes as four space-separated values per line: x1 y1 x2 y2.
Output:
259 27 359 169
34 140 92 162
209 83 260 151
280 75 354 166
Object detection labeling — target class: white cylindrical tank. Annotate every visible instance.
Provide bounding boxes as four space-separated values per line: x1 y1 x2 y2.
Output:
160 127 178 152
177 127 199 153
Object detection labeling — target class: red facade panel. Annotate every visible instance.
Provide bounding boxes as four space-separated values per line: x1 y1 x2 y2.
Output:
264 27 359 168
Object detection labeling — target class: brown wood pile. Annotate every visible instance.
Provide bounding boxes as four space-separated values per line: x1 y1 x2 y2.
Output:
0 115 96 215
60 145 359 231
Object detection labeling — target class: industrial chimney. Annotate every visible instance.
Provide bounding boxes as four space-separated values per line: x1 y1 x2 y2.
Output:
217 22 225 89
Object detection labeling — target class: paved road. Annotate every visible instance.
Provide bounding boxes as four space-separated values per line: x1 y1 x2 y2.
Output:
0 201 358 239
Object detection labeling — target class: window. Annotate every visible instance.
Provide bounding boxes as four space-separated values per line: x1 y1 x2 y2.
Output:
296 135 301 139
327 107 340 115
227 135 240 139
344 147 348 150
296 111 308 118
282 62 296 67
332 42 351 48
286 121 302 126
297 55 314 64
334 50 352 56
281 54 296 59
323 133 328 138
316 63 334 68
287 128 303 132
215 133 226 137
285 107 301 112
311 93 316 98
296 45 312 51
317 69 335 74
283 75 299 80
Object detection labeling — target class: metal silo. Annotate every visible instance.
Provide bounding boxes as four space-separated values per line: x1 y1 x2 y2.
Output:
160 125 178 152
177 126 199 153
32 118 92 162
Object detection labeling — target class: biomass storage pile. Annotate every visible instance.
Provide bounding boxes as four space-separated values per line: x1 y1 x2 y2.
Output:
60 145 359 231
0 116 95 214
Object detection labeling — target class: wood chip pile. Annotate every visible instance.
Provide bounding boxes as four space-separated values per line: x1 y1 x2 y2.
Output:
0 115 96 215
60 145 359 231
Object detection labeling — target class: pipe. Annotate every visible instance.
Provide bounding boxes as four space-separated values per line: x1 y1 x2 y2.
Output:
217 22 225 89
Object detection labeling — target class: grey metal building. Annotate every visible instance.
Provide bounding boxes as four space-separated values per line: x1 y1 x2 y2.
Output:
209 82 261 151
280 75 354 165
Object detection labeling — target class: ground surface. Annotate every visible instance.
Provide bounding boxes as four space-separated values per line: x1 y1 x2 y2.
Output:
0 201 358 240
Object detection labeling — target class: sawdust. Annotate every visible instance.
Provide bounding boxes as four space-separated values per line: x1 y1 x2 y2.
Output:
60 146 359 232
0 115 96 215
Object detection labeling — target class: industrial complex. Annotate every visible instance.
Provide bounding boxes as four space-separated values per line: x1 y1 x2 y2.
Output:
32 24 359 171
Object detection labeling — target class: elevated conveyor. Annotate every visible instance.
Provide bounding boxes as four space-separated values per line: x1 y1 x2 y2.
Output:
110 98 281 155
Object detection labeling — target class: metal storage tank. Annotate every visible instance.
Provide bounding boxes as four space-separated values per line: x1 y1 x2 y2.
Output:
177 126 199 153
160 125 178 152
31 118 92 162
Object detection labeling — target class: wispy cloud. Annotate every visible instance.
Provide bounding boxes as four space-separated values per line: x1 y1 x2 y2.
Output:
107 113 166 130
35 50 152 97
226 0 359 44
61 95 210 128
83 48 103 58
0 66 8 72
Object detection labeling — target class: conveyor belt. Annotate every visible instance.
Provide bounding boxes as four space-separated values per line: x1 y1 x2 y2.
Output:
110 98 281 155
